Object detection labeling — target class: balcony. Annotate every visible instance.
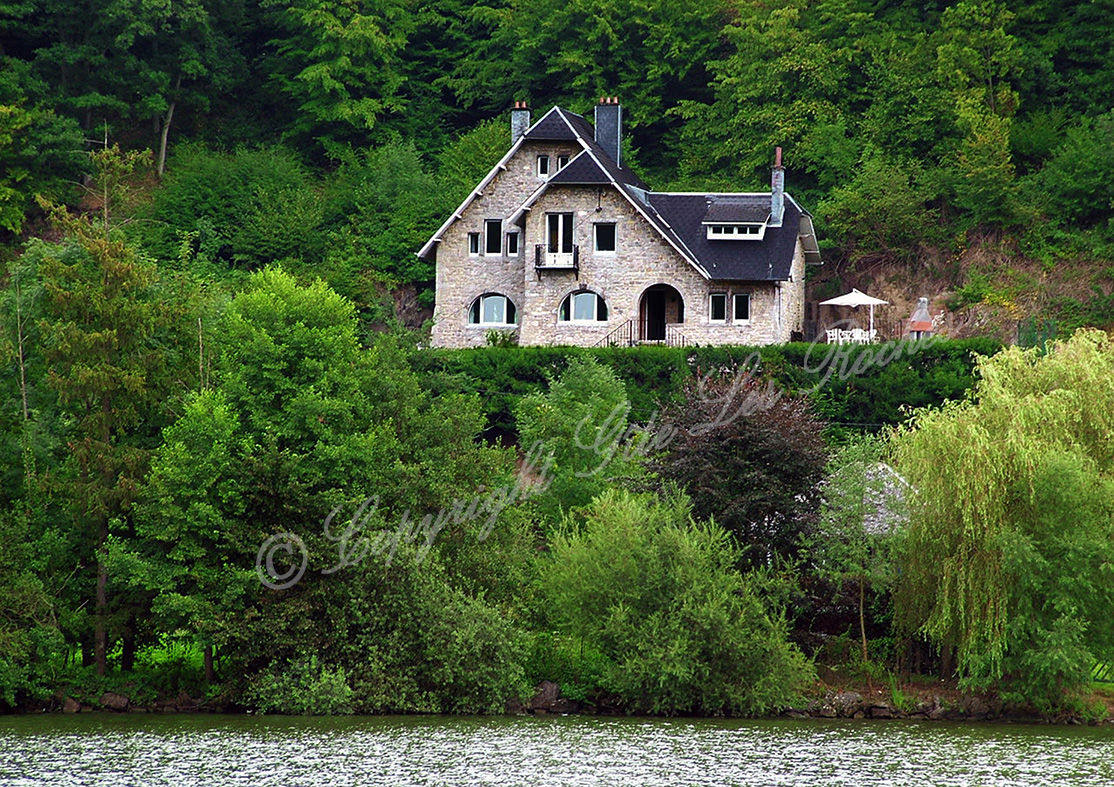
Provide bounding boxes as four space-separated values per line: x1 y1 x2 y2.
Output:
534 244 579 278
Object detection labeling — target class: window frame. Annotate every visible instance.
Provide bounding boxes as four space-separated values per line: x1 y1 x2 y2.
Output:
709 293 727 323
506 231 519 255
537 155 550 177
467 232 480 256
594 222 617 254
547 212 575 253
733 293 751 322
468 293 518 326
484 220 502 255
559 291 608 323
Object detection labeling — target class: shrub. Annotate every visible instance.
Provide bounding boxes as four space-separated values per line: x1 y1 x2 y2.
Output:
541 488 815 715
245 654 354 715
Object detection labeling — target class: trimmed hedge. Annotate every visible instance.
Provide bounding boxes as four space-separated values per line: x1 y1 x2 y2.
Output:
411 337 1003 439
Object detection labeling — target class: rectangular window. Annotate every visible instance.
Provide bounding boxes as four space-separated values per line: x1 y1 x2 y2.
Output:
710 293 727 322
506 231 519 255
547 213 574 253
485 220 502 255
557 154 570 170
733 293 751 321
468 232 480 256
537 155 550 176
594 223 616 253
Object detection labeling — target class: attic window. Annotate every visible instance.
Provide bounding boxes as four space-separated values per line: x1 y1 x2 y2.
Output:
557 154 570 170
706 223 765 240
537 155 550 177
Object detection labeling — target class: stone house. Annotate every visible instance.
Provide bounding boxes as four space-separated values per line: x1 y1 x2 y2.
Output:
417 99 821 348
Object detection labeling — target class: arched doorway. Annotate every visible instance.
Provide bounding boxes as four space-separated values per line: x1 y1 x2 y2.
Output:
639 284 684 341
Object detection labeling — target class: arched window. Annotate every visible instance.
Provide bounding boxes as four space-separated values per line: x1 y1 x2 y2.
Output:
559 290 608 322
468 293 517 326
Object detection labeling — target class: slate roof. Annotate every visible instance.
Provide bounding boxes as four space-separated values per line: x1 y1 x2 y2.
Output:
702 199 771 224
647 193 805 281
418 104 819 279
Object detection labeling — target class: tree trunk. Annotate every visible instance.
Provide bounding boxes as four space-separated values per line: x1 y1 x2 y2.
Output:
121 626 136 672
94 548 108 676
859 573 868 663
157 75 181 180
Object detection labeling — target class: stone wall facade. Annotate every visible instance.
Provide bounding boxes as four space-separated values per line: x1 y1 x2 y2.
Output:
430 139 806 349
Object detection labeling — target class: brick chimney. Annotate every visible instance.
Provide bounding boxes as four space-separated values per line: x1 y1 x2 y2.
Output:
594 96 622 167
771 146 785 226
511 101 531 143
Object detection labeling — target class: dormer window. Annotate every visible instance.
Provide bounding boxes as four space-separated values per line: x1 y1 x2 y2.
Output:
705 223 766 240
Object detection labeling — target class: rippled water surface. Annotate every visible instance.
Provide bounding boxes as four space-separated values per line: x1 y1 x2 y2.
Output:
1 713 1112 786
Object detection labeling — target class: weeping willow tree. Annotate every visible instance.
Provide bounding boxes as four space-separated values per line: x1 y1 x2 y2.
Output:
891 329 1114 710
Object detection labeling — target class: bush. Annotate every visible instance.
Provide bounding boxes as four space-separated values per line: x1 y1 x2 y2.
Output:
245 654 354 715
541 488 815 715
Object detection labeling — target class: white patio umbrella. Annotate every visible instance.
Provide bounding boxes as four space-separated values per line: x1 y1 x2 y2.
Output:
819 288 889 335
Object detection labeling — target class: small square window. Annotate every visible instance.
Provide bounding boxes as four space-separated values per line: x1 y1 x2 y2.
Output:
594 223 616 253
710 293 727 322
468 232 480 255
537 155 550 176
734 293 751 321
506 232 519 255
485 220 502 255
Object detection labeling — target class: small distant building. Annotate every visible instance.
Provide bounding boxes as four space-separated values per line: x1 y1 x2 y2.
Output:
909 297 933 339
417 98 822 348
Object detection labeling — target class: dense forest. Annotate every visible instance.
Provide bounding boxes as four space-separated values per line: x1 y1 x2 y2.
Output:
1 1 1113 718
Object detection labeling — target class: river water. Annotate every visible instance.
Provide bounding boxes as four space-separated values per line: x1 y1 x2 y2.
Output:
1 713 1111 786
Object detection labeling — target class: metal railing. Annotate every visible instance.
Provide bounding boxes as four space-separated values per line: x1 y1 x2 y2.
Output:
534 244 579 272
595 319 689 347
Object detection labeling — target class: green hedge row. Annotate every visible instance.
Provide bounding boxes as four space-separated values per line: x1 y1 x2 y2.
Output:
411 337 1003 439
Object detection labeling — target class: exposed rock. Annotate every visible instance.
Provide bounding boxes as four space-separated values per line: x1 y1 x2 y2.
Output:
100 692 129 711
528 681 560 711
869 705 893 719
550 698 581 714
834 691 864 717
505 698 526 715
62 697 80 714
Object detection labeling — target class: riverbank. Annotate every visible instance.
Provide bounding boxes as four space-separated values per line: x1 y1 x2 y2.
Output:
517 678 1114 725
19 677 1114 725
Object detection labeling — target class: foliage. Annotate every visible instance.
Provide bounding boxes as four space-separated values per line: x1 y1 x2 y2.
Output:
541 488 815 715
1039 111 1114 234
261 0 412 152
244 654 354 715
891 330 1114 709
229 546 529 714
648 370 828 566
808 434 904 662
0 64 84 235
514 355 641 519
139 145 325 270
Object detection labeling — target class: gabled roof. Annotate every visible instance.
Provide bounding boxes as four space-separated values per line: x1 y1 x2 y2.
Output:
418 105 820 279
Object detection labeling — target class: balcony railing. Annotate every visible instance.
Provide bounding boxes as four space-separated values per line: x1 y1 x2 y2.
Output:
534 244 579 275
